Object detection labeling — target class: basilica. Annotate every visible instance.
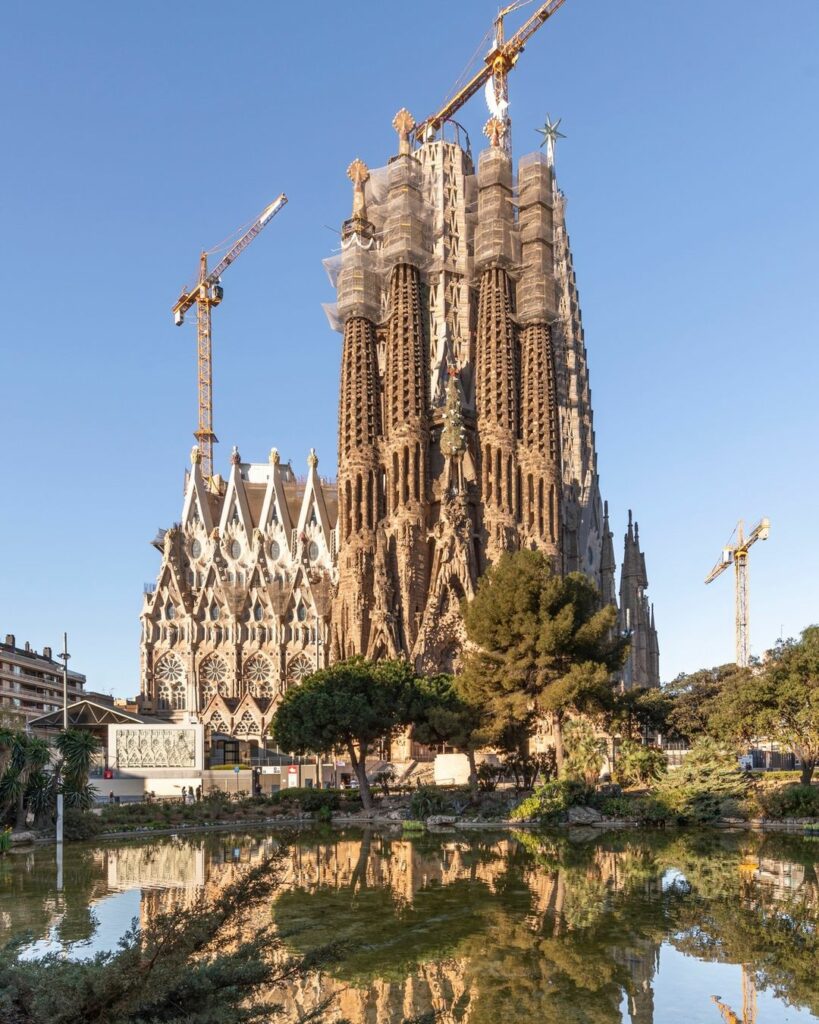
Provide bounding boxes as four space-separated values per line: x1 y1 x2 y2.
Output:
139 110 659 751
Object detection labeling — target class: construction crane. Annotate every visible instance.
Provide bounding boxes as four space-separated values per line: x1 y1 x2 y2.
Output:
413 0 569 144
705 518 771 667
172 193 288 483
712 970 757 1024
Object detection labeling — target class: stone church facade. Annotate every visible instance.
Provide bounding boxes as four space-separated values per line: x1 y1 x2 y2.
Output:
139 111 658 747
139 446 337 747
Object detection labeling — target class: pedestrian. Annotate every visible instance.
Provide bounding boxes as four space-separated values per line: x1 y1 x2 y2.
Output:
181 785 187 803
108 790 115 805
195 784 202 802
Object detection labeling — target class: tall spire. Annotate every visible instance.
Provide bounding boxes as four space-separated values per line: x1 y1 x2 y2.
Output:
536 114 566 170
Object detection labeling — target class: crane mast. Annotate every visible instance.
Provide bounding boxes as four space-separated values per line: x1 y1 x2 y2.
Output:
172 193 288 482
705 517 770 667
413 0 569 144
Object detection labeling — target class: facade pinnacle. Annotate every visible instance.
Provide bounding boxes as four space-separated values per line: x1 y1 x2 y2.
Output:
307 448 319 469
268 447 280 465
230 445 241 466
190 445 202 465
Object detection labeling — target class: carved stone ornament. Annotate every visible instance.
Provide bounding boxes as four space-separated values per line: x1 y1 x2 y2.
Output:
115 726 196 769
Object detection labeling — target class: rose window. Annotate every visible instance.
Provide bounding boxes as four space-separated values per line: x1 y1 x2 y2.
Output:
286 653 313 686
155 655 186 710
199 655 229 701
244 655 276 698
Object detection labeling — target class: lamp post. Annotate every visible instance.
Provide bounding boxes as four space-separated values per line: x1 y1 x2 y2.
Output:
55 633 70 846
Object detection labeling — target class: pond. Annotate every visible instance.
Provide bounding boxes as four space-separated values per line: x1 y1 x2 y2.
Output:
0 827 817 1023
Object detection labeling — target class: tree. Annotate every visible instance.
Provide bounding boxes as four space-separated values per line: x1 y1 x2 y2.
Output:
664 664 744 742
711 628 819 784
609 687 672 742
460 550 627 769
272 657 417 809
0 733 50 830
410 674 486 799
0 856 339 1024
655 737 748 822
56 729 101 809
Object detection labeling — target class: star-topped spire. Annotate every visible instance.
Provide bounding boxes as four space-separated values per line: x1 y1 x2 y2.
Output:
392 108 415 157
536 114 565 168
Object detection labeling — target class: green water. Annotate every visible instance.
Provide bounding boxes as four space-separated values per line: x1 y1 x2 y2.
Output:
1 827 817 1023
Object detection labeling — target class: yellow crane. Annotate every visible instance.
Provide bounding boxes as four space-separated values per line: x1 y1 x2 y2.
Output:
705 518 771 667
172 193 288 483
413 0 570 145
712 969 757 1024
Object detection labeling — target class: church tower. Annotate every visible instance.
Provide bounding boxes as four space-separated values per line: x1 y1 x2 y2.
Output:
325 109 658 677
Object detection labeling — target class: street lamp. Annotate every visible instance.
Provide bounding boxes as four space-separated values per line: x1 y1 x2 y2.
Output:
55 633 70 846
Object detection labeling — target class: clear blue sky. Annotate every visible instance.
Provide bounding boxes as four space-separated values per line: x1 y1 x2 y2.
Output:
1 1 817 697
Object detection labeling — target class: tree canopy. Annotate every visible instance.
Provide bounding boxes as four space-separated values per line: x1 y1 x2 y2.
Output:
410 674 487 797
460 550 627 767
271 657 417 808
708 628 819 783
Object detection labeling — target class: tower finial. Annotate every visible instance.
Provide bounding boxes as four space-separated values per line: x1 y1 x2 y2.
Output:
346 159 369 220
536 114 565 169
191 445 202 466
307 448 319 469
231 445 241 466
268 447 280 466
483 116 506 149
392 109 415 157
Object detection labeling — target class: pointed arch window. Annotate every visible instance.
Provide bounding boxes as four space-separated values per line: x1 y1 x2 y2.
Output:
165 602 176 620
209 604 220 621
253 603 263 622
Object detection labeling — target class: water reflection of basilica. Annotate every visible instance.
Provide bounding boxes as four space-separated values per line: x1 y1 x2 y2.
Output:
42 830 817 1024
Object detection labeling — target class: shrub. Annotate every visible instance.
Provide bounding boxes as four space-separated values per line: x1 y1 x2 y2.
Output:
598 795 633 818
563 719 607 786
615 740 667 788
0 827 11 853
476 762 505 792
759 784 819 819
63 807 103 842
656 738 748 822
410 786 447 820
629 796 671 825
510 778 592 822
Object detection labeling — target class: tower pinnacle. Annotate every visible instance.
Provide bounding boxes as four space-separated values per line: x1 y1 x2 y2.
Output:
536 114 565 169
392 108 415 157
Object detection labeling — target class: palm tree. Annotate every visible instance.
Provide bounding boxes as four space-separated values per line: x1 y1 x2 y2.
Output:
5 734 51 829
56 729 101 809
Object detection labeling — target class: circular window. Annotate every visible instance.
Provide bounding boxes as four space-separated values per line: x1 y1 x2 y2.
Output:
229 540 242 560
308 541 320 561
269 540 280 561
190 539 202 559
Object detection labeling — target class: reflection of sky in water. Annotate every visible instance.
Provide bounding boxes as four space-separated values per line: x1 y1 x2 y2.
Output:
653 945 816 1024
22 889 142 961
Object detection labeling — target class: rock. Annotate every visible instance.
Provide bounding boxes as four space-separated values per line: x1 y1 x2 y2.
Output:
567 805 602 825
426 815 457 826
10 831 36 846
